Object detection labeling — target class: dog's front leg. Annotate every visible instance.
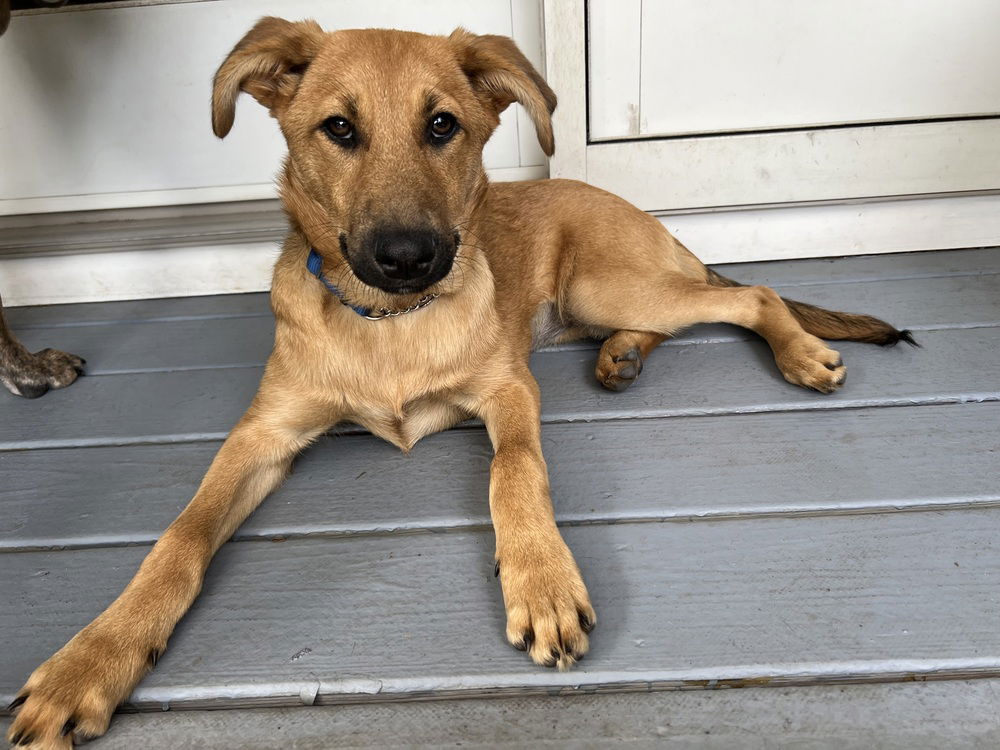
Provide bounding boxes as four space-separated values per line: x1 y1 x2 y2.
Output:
471 371 596 670
6 393 334 748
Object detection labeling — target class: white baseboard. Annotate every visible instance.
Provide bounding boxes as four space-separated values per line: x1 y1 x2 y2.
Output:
2 243 281 307
3 192 998 307
662 193 1000 265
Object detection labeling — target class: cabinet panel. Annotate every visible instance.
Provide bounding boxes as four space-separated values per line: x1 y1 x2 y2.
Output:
589 0 1000 141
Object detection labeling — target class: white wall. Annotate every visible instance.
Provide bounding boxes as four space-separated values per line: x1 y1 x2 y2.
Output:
0 0 546 215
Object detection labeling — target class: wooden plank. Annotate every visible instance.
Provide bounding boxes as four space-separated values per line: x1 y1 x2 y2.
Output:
12 680 997 749
11 270 999 375
714 246 1000 287
532 326 997 422
2 402 997 550
3 508 1000 707
18 315 276 375
0 326 996 451
6 292 270 328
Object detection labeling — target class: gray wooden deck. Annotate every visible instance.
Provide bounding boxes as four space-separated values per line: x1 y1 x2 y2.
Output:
2 247 999 747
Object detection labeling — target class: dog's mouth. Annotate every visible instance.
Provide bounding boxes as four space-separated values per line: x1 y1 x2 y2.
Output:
339 229 458 296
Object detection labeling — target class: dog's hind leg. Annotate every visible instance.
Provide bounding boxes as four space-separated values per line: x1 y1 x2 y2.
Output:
567 272 856 393
595 330 667 391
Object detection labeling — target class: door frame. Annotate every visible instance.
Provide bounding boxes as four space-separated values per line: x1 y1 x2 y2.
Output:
542 0 1000 263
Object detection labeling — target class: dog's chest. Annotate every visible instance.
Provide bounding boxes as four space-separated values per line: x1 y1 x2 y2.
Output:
314 312 487 450
352 395 467 452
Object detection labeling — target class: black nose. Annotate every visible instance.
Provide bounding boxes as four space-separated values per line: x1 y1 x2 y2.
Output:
373 229 437 281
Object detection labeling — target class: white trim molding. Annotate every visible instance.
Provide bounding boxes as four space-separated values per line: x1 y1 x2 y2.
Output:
662 193 1000 265
4 192 998 307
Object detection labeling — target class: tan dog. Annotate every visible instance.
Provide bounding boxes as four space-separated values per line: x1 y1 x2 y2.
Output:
7 19 914 747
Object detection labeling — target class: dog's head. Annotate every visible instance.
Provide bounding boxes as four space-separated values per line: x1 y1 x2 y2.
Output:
212 19 555 297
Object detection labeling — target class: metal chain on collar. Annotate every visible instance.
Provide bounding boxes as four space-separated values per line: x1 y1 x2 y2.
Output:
362 292 440 320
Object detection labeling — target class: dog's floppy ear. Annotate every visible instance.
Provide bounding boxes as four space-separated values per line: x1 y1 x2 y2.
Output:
212 16 325 138
450 29 557 156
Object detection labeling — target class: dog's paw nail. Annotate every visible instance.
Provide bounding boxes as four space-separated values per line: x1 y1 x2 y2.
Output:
825 359 844 370
493 560 500 578
579 612 595 633
148 648 162 667
513 629 534 651
7 693 28 711
62 718 77 737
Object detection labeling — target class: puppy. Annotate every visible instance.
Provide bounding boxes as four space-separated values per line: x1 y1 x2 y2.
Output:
7 19 913 747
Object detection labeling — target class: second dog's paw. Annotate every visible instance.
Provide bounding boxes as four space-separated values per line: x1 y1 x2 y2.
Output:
496 540 595 670
1 348 85 399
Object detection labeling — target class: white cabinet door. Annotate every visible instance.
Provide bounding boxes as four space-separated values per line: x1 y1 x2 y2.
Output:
0 0 545 215
548 0 1000 262
593 0 1000 141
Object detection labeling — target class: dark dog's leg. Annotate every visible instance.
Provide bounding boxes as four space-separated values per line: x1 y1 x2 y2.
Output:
0 291 85 398
0 0 69 35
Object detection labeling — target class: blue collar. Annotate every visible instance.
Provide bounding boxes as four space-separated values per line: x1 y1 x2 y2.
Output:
306 248 439 320
306 248 374 317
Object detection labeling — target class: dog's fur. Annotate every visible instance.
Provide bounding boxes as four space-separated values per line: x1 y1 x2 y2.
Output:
7 20 914 747
0 292 84 399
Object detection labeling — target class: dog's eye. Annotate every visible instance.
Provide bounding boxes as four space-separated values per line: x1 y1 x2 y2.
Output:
428 112 458 143
322 116 354 145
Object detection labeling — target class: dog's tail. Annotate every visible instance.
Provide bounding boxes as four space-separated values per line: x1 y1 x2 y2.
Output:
705 268 918 347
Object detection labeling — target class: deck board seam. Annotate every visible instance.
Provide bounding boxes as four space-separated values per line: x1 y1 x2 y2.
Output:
11 311 274 331
4 496 1000 554
0 392 1000 454
2 394 997 453
9 661 1000 714
49 320 1000 378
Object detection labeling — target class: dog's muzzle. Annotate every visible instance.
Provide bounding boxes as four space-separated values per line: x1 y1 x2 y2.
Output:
347 227 458 294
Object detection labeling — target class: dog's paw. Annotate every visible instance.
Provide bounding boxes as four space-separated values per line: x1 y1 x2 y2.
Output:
7 628 160 748
776 336 846 394
596 345 643 392
496 540 595 670
0 348 85 399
